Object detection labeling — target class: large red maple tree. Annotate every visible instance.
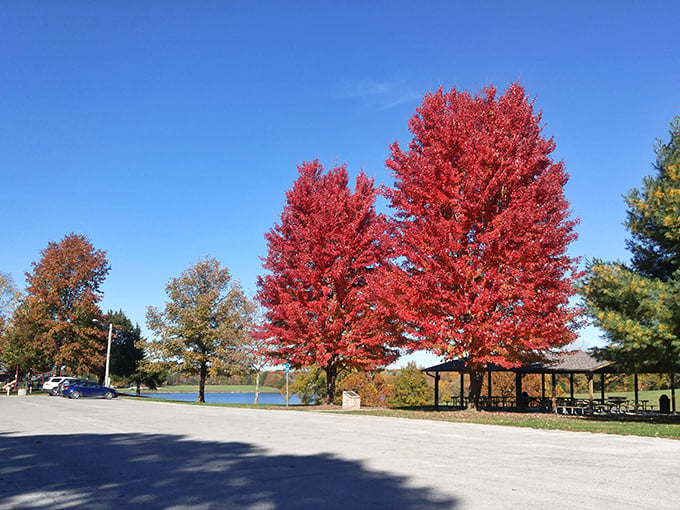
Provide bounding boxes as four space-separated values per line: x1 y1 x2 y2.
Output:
256 160 404 403
384 84 582 408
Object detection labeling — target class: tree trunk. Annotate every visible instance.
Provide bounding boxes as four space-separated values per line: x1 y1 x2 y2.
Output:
254 369 261 404
325 363 338 405
136 382 141 397
467 368 485 411
198 362 207 403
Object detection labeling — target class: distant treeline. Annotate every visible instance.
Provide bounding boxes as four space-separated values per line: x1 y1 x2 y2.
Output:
165 370 288 389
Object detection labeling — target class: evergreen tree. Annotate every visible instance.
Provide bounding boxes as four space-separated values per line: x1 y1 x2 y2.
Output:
105 310 144 380
582 117 680 371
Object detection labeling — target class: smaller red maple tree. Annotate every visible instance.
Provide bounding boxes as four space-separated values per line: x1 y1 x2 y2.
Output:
256 160 404 403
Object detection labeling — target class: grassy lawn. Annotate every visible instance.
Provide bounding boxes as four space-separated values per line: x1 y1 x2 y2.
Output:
119 393 680 439
335 407 680 440
573 389 679 410
139 384 281 393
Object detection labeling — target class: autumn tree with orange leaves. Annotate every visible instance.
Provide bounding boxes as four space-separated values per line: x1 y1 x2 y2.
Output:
146 257 255 403
385 84 582 409
257 161 405 404
4 234 110 375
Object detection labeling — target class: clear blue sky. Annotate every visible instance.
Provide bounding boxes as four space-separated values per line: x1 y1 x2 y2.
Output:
2 2 679 367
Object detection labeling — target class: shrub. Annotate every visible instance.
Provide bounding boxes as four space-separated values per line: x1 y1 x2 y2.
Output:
291 366 326 404
388 362 431 407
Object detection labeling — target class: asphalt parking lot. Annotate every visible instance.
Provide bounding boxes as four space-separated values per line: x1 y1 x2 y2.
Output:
1 395 679 509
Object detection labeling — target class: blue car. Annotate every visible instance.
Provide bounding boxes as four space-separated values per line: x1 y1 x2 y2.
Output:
62 381 117 400
56 378 87 396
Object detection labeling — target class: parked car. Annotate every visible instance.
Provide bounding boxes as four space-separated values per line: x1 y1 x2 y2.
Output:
42 376 79 396
62 381 118 400
56 378 86 396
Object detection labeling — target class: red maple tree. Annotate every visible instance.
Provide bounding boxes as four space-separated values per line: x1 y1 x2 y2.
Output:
256 160 404 403
384 84 582 408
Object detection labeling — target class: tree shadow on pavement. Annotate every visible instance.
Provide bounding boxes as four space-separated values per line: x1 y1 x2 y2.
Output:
0 432 457 509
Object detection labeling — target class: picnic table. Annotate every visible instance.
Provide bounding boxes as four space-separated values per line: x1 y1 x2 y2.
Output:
637 399 652 412
479 395 515 409
446 395 467 408
607 396 629 413
554 398 592 415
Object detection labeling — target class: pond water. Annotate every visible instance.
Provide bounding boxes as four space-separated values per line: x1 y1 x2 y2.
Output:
141 391 301 405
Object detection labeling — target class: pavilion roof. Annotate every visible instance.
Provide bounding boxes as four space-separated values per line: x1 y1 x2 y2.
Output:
423 350 615 375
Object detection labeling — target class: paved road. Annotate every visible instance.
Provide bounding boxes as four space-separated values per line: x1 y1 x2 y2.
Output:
1 396 678 509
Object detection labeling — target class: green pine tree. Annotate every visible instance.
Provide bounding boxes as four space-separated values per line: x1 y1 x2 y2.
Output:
582 117 680 371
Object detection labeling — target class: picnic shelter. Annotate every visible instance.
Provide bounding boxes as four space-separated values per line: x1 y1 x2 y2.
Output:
423 350 677 414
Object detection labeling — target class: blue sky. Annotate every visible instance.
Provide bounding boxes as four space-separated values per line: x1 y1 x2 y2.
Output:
2 2 679 367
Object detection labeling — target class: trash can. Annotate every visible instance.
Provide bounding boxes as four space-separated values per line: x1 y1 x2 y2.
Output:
659 394 671 414
342 391 361 410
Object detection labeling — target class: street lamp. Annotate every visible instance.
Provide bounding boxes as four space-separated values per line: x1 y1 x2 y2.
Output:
104 322 113 388
93 320 113 387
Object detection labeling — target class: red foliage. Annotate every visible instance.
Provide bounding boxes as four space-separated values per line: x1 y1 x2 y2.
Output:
256 161 404 402
384 84 582 373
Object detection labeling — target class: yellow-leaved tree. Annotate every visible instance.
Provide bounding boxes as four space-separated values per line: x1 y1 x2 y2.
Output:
146 257 255 403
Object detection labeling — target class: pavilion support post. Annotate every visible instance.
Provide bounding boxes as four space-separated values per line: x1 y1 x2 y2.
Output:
487 371 492 402
634 373 639 411
515 372 523 410
541 373 546 400
551 374 557 413
569 373 575 401
600 373 605 403
460 373 465 409
434 373 440 410
588 373 594 413
541 374 546 412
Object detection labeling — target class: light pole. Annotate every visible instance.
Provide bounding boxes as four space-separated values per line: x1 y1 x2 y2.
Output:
104 322 113 388
93 319 114 387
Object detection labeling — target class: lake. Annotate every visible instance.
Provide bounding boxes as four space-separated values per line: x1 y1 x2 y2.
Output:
141 391 301 405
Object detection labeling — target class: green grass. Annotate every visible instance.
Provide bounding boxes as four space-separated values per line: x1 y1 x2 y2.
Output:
139 384 281 393
119 393 680 440
333 407 680 439
573 389 679 409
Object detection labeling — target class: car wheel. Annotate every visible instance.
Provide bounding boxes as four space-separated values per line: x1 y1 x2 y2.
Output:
50 389 58 396
70 391 81 399
104 391 114 400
